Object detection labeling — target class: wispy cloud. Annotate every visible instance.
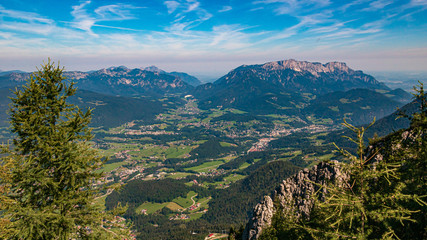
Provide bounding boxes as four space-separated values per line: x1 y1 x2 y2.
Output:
94 4 141 21
410 0 427 7
70 1 96 35
165 1 180 14
0 1 426 73
70 1 141 36
163 0 212 31
0 5 55 35
218 6 232 13
0 6 53 24
361 0 393 11
253 0 331 15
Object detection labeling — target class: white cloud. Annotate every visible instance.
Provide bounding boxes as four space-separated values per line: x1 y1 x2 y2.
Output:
163 0 212 31
361 0 393 11
410 0 427 7
218 6 232 13
253 0 331 15
94 4 141 21
0 6 55 35
0 6 53 24
187 2 200 12
71 1 96 35
164 1 180 14
70 1 141 36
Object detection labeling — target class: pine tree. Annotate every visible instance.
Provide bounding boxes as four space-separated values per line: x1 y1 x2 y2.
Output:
0 60 132 239
0 145 15 238
300 84 426 239
259 83 426 239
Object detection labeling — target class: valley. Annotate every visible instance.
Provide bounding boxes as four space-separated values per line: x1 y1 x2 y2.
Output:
0 59 418 239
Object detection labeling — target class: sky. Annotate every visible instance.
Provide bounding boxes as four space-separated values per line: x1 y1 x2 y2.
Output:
0 0 426 79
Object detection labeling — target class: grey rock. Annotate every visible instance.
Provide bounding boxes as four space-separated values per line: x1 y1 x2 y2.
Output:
242 196 275 240
242 161 347 239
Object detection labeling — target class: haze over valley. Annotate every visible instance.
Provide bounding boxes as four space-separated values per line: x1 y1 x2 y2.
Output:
0 0 426 239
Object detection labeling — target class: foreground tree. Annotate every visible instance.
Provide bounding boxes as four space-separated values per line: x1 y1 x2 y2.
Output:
0 60 131 239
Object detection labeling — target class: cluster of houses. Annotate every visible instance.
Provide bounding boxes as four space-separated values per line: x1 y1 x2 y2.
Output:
170 213 190 220
197 168 226 177
247 138 275 153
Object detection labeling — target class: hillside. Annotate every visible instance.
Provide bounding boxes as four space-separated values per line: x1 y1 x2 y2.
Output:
193 59 394 116
193 69 306 114
322 99 420 150
68 90 164 128
304 88 402 126
0 88 164 129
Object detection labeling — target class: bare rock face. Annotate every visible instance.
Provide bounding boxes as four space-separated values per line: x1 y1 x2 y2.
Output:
242 196 275 240
274 161 347 219
262 59 351 77
242 161 348 239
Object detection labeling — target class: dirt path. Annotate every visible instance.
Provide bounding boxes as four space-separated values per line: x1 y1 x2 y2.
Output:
190 193 198 206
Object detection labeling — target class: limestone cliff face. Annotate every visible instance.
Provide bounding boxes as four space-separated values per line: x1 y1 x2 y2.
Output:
262 59 352 77
242 161 348 240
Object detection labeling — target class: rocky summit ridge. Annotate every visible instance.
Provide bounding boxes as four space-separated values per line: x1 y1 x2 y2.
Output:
206 59 388 98
261 59 351 77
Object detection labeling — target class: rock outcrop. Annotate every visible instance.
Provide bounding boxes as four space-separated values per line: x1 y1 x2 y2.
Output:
242 161 348 240
242 196 275 240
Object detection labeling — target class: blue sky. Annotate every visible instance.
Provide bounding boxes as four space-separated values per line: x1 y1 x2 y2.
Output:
0 0 426 78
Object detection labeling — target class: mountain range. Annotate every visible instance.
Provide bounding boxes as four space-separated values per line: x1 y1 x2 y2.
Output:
0 66 201 97
0 59 413 127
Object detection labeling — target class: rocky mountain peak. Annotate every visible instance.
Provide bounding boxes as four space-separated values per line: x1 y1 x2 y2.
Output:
261 59 351 77
144 66 166 73
107 66 129 72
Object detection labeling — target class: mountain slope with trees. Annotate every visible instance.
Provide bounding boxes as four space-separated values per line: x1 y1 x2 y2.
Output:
238 83 426 240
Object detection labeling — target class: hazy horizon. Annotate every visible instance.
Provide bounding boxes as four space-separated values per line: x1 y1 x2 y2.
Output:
1 0 426 75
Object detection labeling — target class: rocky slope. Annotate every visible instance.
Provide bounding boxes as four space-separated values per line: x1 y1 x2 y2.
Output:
242 161 347 239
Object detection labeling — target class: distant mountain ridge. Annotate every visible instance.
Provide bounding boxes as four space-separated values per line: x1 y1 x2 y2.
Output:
0 60 411 126
0 66 201 97
193 59 393 114
219 59 388 94
68 66 193 97
143 65 202 86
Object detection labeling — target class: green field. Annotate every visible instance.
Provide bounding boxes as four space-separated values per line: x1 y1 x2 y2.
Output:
165 202 183 211
185 212 204 221
219 142 235 147
173 191 197 208
96 161 125 173
184 160 225 172
198 197 210 209
165 145 192 158
224 174 245 182
135 202 169 214
166 172 193 179
238 162 250 170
